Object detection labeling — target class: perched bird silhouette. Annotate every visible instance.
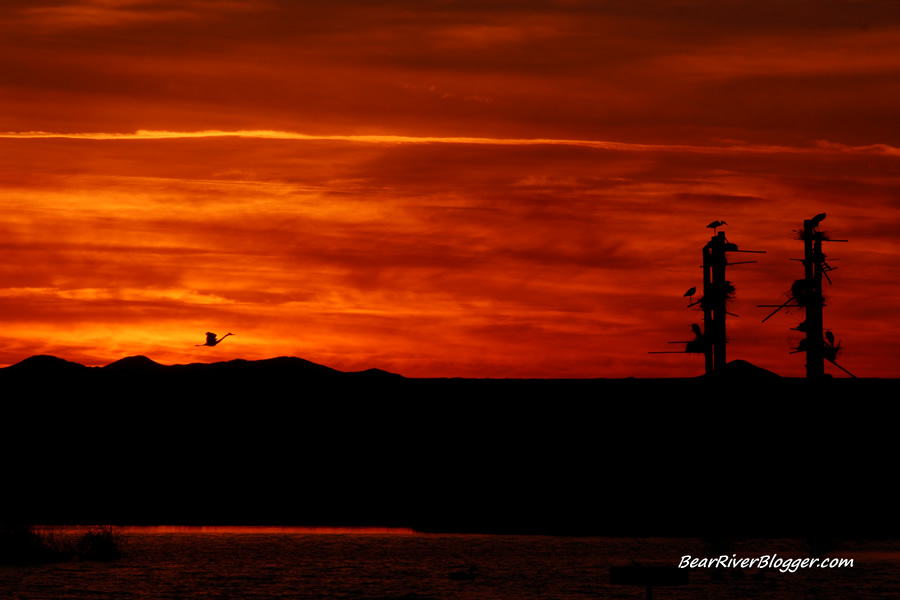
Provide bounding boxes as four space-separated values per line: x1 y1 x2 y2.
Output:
691 323 702 338
810 212 826 227
684 287 696 303
825 331 835 346
196 332 234 347
707 220 727 234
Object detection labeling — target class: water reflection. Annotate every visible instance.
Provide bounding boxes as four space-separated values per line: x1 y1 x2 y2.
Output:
3 532 899 600
116 526 416 535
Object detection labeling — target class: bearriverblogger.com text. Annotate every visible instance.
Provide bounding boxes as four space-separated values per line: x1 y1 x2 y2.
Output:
679 554 853 574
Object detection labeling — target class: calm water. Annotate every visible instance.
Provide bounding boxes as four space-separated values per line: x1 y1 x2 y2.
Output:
2 528 899 599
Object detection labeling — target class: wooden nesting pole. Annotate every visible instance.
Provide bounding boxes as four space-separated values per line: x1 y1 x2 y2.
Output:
651 223 761 372
703 232 729 374
759 212 851 377
803 217 825 379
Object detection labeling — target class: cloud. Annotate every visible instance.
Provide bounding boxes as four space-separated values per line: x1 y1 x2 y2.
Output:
3 129 900 157
13 0 261 31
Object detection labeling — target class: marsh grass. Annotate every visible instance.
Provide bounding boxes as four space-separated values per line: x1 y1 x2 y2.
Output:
0 523 69 564
75 526 123 560
0 524 123 564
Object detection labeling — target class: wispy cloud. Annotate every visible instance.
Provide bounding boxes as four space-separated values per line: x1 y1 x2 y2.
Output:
3 129 899 157
15 0 260 31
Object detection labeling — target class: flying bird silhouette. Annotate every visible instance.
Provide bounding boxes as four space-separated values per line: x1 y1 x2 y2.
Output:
707 220 727 234
196 332 234 347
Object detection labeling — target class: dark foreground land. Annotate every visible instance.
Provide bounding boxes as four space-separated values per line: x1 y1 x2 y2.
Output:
2 355 897 539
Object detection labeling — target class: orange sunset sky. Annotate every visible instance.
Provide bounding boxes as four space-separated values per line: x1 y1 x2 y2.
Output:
2 0 899 378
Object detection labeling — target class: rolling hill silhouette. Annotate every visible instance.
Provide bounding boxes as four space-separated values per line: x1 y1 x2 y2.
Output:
103 355 165 372
6 354 91 375
699 358 781 379
2 354 403 398
13 354 407 379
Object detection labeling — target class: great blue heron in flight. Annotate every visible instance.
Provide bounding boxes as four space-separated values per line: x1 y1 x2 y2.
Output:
707 220 727 234
196 332 234 347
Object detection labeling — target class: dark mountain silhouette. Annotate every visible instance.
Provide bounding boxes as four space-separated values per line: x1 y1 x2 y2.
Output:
6 354 90 375
182 356 344 378
700 359 781 379
103 355 165 372
2 354 398 387
346 367 405 379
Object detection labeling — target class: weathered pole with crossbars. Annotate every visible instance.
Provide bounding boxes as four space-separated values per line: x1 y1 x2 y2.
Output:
759 213 853 377
703 231 731 373
803 216 826 379
651 224 762 375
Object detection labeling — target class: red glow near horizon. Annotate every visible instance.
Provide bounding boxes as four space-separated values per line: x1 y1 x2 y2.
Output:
39 525 417 535
1 1 899 378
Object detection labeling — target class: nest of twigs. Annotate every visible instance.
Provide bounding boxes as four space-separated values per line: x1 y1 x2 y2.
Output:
795 228 831 242
699 281 736 311
790 279 827 308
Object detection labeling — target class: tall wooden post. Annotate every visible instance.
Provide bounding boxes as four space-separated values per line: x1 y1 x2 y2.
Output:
655 224 760 372
702 232 729 374
711 232 728 372
804 219 825 379
702 243 714 375
759 213 849 377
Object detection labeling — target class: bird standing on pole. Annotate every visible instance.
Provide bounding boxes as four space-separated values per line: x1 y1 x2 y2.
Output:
707 220 727 234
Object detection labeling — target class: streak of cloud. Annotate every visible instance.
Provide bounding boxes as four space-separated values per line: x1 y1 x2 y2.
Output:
2 129 900 157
